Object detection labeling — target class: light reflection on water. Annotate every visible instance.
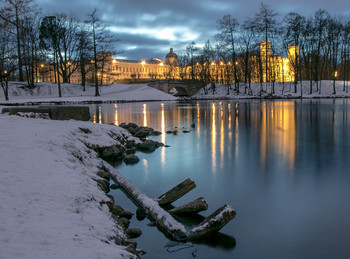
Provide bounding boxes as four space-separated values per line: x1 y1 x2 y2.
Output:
91 99 350 259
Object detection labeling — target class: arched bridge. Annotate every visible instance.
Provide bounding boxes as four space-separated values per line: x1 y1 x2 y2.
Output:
148 80 206 97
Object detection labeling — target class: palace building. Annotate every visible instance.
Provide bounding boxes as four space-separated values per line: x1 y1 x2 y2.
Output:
37 43 298 85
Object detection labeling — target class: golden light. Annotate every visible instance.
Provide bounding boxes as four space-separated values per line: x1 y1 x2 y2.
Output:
67 62 71 65
211 61 215 66
220 61 224 66
196 62 199 66
4 70 7 74
40 64 44 67
159 62 164 66
228 62 231 65
335 71 338 77
140 60 146 65
112 59 117 63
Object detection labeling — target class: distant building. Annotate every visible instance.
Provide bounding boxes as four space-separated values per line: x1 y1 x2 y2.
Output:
35 44 298 85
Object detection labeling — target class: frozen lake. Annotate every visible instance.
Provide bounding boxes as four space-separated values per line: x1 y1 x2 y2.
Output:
90 99 350 259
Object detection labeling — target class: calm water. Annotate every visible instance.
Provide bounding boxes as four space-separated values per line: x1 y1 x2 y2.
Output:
91 99 350 259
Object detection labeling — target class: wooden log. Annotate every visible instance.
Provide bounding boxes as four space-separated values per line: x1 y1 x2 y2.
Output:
156 178 196 205
187 204 236 240
169 197 208 214
104 163 187 240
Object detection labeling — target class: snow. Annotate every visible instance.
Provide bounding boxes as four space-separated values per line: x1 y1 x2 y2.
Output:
194 80 350 99
0 116 141 259
0 82 177 105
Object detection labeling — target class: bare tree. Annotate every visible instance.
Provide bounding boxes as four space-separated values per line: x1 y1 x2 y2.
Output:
0 0 37 82
216 14 240 92
253 2 279 92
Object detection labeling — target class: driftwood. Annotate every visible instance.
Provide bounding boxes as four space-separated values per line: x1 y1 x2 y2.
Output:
105 163 187 240
169 197 208 214
156 178 196 205
105 162 235 241
187 204 236 240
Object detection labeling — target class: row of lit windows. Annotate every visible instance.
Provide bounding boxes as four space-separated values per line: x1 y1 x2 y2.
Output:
112 65 164 74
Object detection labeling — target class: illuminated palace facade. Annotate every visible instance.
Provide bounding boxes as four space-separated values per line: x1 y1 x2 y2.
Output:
37 43 298 84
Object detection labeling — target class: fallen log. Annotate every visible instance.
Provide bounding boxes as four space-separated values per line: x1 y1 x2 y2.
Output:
156 178 196 205
187 204 236 240
104 163 187 240
169 197 208 214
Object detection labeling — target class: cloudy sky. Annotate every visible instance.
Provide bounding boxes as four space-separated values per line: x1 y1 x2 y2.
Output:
36 0 349 60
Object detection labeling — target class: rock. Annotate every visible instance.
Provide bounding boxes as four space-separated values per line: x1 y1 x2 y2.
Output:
123 239 137 247
126 228 142 239
120 210 134 220
164 145 170 148
138 140 163 152
96 179 110 193
117 217 130 229
126 122 139 129
191 123 196 128
110 184 119 189
153 130 162 136
183 130 190 133
108 204 125 216
105 194 115 203
134 127 153 138
166 130 173 134
173 130 178 135
136 208 147 221
126 244 138 257
124 154 140 165
99 145 124 160
97 170 110 181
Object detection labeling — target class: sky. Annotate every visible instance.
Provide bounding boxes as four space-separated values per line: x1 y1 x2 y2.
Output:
36 0 349 61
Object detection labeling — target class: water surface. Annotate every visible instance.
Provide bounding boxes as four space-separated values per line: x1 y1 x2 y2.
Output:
91 99 350 259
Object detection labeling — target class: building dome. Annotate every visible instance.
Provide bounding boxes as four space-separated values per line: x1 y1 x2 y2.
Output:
165 48 178 65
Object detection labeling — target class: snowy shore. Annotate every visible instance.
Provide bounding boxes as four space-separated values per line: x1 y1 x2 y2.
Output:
0 115 145 258
0 83 179 258
1 81 349 258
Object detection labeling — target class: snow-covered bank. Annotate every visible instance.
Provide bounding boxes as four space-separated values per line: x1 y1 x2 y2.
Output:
0 82 177 105
0 115 140 258
193 80 350 99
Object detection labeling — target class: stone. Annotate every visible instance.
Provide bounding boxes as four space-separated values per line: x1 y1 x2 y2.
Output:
153 130 162 136
109 204 125 216
126 244 138 256
126 122 139 128
99 145 124 160
136 208 147 221
117 217 130 229
126 228 142 239
120 210 133 220
123 239 137 247
124 154 140 165
97 170 110 181
138 140 162 152
96 179 110 193
166 130 173 134
183 130 190 133
110 184 119 189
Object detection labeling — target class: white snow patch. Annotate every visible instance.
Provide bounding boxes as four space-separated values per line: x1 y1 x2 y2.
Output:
0 115 138 258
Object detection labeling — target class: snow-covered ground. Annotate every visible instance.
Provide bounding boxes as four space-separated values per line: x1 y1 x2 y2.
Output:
194 80 350 99
0 82 177 105
0 115 142 258
1 80 349 258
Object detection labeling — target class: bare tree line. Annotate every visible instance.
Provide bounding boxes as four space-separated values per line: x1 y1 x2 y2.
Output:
1 1 350 100
180 3 350 96
0 0 117 100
